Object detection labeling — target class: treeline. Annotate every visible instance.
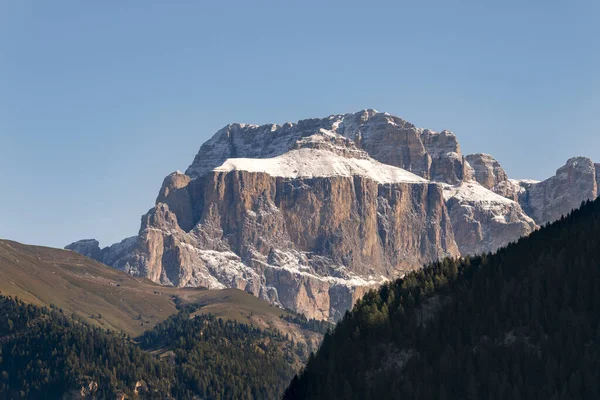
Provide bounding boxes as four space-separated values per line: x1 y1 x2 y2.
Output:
285 199 600 399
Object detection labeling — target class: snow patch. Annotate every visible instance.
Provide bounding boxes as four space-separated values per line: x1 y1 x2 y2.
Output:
213 148 427 184
509 179 540 185
442 181 514 208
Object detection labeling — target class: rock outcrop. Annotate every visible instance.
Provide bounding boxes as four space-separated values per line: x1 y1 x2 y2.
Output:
464 154 600 226
66 110 598 320
66 236 138 273
518 157 600 225
465 154 508 190
65 239 103 261
442 182 537 255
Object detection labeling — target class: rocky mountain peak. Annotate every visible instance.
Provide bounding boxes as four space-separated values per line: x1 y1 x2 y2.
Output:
184 110 465 184
66 110 599 321
517 157 599 225
558 156 596 176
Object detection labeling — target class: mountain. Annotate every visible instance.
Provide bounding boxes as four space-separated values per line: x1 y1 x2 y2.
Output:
284 197 600 399
66 110 598 320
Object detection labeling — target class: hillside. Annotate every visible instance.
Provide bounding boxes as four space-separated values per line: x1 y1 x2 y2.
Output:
0 239 320 345
284 198 600 399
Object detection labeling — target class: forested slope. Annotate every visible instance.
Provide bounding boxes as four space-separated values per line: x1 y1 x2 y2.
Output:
285 199 600 399
0 297 306 399
0 295 175 399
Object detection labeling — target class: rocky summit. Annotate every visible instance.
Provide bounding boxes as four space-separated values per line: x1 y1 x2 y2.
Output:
66 110 599 320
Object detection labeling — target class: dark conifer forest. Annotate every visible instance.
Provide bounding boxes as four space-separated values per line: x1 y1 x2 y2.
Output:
0 299 302 399
285 198 600 400
139 306 300 399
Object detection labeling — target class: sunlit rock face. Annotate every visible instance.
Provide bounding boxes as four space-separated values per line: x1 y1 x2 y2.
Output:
74 132 458 320
465 153 508 190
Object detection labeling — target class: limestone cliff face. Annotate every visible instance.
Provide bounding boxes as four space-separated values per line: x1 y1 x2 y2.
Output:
69 153 458 320
67 110 597 320
420 129 467 184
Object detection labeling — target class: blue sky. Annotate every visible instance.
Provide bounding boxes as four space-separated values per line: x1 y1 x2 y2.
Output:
1 0 599 248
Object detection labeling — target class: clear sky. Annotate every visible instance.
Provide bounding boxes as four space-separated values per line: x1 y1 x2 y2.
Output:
1 0 599 248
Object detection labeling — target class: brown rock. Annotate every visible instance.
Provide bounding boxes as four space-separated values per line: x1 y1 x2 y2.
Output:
156 171 194 231
465 153 508 190
83 164 458 320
